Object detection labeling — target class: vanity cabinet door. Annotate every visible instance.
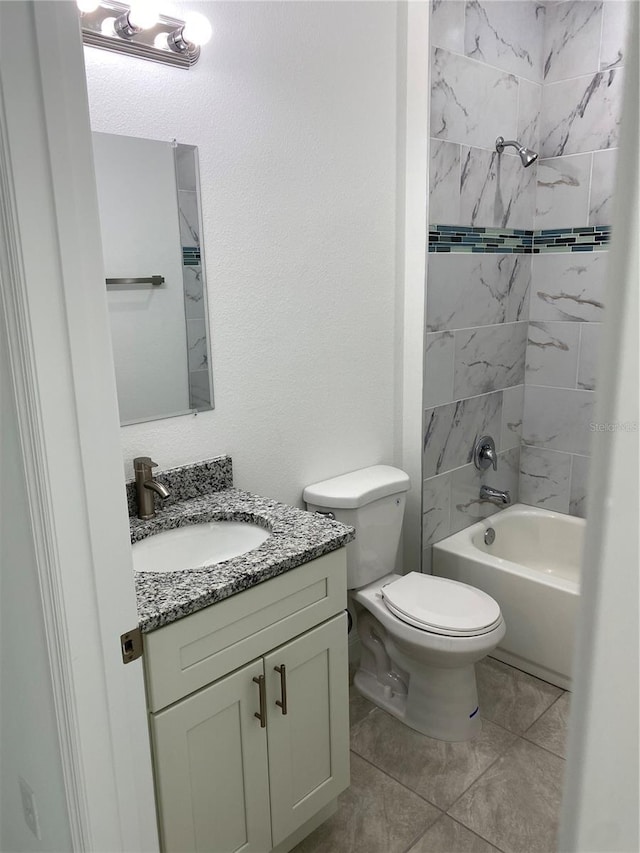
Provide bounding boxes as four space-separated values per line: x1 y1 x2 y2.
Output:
151 658 272 853
264 613 350 847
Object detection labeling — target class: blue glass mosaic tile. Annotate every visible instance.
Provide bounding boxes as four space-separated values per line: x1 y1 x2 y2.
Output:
182 246 201 266
428 225 610 254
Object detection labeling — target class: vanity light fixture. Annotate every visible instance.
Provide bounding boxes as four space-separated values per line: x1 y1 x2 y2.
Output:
78 1 213 69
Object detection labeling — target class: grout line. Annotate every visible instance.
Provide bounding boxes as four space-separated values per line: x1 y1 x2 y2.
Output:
523 383 594 393
445 815 511 853
542 64 624 87
585 152 595 227
398 814 445 853
575 322 584 389
422 444 516 484
349 740 444 811
521 734 568 763
430 43 544 87
521 686 569 735
597 1 606 71
442 729 517 815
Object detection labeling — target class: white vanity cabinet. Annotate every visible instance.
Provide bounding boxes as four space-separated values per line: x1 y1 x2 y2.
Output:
143 549 350 853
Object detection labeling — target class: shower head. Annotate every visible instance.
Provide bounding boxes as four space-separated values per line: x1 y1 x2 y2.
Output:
495 136 538 168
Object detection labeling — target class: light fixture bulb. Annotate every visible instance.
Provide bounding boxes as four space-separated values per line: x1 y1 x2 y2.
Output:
77 0 100 12
153 32 169 50
182 12 212 46
128 3 158 30
101 16 117 35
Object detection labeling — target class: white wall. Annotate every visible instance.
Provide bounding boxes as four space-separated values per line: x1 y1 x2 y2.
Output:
84 0 400 509
94 132 190 422
0 322 72 852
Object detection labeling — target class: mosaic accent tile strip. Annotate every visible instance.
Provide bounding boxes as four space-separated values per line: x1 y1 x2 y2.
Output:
532 226 611 252
428 225 611 254
429 226 533 254
182 245 201 265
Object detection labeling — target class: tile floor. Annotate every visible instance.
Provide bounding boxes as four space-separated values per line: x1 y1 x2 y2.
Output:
292 657 569 853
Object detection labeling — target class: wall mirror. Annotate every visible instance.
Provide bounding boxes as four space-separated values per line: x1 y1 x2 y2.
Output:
92 132 214 425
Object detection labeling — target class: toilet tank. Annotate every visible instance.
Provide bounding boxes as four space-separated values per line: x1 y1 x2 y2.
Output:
303 466 410 589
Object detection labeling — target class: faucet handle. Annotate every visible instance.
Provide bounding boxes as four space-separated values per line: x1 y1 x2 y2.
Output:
134 456 157 472
473 435 498 471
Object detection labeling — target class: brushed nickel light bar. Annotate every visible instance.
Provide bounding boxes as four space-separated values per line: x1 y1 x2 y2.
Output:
78 1 212 69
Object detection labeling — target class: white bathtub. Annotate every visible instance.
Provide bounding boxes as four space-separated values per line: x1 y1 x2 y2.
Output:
432 503 584 690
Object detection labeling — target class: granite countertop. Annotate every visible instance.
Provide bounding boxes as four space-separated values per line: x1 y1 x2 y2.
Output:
132 487 355 633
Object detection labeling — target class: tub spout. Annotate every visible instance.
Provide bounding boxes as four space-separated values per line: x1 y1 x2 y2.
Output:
480 484 511 505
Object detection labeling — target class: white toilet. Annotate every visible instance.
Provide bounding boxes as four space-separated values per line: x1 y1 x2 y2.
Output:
304 465 505 742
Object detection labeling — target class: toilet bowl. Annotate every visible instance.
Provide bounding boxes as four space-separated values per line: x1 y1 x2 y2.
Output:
354 573 505 741
303 465 505 742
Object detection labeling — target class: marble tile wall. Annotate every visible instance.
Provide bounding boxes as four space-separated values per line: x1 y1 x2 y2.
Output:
424 1 626 565
429 0 544 229
424 1 543 568
422 250 529 568
522 251 606 516
521 0 627 516
536 0 629 230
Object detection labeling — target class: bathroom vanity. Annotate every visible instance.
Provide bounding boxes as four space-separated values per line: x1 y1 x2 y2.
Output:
129 457 354 853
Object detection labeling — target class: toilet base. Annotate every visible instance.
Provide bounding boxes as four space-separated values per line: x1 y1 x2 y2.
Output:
354 660 482 742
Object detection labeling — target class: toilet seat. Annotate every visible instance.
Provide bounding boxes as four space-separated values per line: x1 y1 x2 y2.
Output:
381 572 502 637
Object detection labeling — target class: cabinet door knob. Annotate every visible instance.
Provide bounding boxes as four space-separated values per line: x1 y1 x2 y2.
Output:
253 675 267 727
274 665 288 715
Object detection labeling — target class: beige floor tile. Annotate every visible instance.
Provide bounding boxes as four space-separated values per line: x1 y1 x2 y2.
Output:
350 693 376 729
524 692 571 758
448 738 565 853
477 657 562 734
291 753 440 853
408 814 501 853
350 709 516 810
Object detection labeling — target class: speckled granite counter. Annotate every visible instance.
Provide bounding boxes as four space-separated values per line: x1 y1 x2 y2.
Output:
132 487 355 633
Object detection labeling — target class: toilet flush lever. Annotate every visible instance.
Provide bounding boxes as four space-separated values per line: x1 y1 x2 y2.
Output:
474 435 498 471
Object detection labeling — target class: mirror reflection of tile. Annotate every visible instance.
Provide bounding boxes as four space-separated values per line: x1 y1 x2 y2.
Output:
176 143 212 413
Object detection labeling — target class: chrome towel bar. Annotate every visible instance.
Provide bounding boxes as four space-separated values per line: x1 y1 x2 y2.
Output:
106 275 165 287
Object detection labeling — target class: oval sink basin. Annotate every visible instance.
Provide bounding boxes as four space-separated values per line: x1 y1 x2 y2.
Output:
132 521 270 573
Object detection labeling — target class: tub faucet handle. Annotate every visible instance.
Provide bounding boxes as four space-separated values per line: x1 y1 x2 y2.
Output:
474 435 498 471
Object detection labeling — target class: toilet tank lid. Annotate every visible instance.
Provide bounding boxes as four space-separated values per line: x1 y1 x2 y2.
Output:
303 465 410 509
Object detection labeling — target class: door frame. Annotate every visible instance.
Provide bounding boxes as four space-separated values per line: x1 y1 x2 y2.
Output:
0 2 158 849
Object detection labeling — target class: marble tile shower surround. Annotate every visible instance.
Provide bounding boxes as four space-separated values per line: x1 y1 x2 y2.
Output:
426 253 531 331
540 66 623 159
523 0 617 526
521 249 604 516
423 0 624 549
429 46 540 230
535 0 629 230
429 0 544 231
429 2 628 233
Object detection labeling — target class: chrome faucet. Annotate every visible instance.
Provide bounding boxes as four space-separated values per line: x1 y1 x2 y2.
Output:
134 457 170 520
480 484 511 505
